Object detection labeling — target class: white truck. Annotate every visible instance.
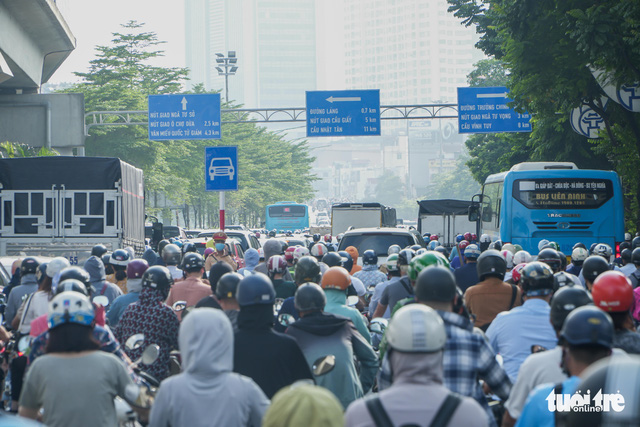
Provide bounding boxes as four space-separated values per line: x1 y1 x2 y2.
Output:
331 203 397 236
0 156 145 265
417 199 476 247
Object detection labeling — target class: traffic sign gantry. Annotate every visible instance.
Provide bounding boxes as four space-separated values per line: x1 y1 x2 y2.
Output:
148 94 221 141
205 146 238 192
306 90 381 137
457 87 531 134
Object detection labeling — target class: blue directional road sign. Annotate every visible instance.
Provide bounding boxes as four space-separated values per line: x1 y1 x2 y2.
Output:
205 146 238 191
457 87 531 134
306 90 381 137
148 94 221 141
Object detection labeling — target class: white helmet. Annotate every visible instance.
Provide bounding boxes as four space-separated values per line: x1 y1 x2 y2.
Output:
513 250 532 265
46 257 71 279
593 243 613 260
386 304 446 353
538 239 550 252
387 244 401 256
48 291 95 329
501 250 515 269
480 234 491 243
502 243 517 255
571 247 589 263
293 246 310 261
311 243 328 258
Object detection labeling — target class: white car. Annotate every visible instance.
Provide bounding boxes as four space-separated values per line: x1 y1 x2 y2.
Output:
208 157 235 180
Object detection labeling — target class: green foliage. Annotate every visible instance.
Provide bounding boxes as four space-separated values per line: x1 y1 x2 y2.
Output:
60 21 316 228
427 156 481 200
372 170 405 207
0 142 59 158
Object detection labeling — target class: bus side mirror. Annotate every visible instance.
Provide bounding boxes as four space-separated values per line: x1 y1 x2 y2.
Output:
482 206 493 222
468 206 479 222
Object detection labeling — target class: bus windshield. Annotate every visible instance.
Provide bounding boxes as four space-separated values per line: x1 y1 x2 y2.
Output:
268 205 306 217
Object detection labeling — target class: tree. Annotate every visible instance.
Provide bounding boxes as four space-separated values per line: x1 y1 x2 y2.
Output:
428 156 481 200
372 170 405 207
0 142 58 158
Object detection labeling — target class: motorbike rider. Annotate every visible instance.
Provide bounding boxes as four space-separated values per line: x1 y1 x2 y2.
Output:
369 254 400 317
162 243 183 281
233 273 313 398
263 382 344 427
5 258 40 327
205 231 238 271
581 255 611 291
344 246 362 274
274 256 322 332
238 248 260 276
115 266 180 382
165 253 212 321
149 308 269 427
267 255 296 299
194 262 229 310
255 239 294 281
628 247 640 288
345 304 488 426
454 244 481 292
106 249 131 294
84 255 123 306
353 249 387 303
285 283 378 409
106 259 149 327
372 248 415 319
213 272 242 331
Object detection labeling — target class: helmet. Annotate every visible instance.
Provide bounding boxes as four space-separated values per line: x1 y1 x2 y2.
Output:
55 278 89 296
310 243 328 258
571 247 588 265
490 240 503 251
553 271 582 290
632 236 640 250
36 263 48 284
411 244 423 252
476 249 506 281
620 248 632 262
593 243 613 260
337 233 344 242
513 244 523 252
560 306 614 348
267 255 288 275
549 286 593 330
322 252 343 268
324 234 332 243
582 256 610 283
295 256 321 285
589 243 598 254
337 250 353 272
162 244 181 266
320 266 351 291
591 271 633 312
58 267 91 290
236 273 276 306
386 253 399 273
215 272 243 300
500 250 515 269
293 246 310 261
513 250 532 264
110 249 131 266
455 234 463 243
620 241 631 252
284 246 296 262
458 240 470 252
434 246 449 257
294 283 326 312
126 259 149 279
471 233 478 242
312 233 321 242
537 239 550 252
480 234 491 243
142 266 174 291
397 248 415 267
386 304 446 353
537 248 563 273
204 247 214 258
46 257 71 278
269 230 277 238
573 242 587 250
520 261 555 296
416 248 428 256
158 239 170 255
502 243 517 255
625 232 632 242
258 248 265 260
547 241 560 251
408 252 450 282
422 232 431 239
362 250 378 266
430 234 439 241
633 247 640 265
21 257 39 275
91 244 108 257
511 263 527 284
463 244 481 259
387 244 401 256
427 241 439 251
182 252 205 272
48 291 95 329
462 232 471 241
182 242 197 254
415 266 457 303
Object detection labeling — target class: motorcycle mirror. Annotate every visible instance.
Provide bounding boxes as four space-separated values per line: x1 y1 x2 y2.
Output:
347 295 359 306
93 295 109 307
278 313 295 327
125 333 145 351
17 336 32 353
0 294 7 305
141 344 160 365
172 301 187 312
311 355 336 376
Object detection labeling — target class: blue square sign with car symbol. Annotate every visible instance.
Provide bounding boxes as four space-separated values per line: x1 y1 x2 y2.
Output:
205 146 238 191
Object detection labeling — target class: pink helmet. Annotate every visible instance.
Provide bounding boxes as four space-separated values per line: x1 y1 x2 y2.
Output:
267 255 288 275
285 246 296 262
204 248 214 257
126 259 149 279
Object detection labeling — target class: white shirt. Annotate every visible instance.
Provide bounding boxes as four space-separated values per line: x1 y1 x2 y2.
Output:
620 263 636 277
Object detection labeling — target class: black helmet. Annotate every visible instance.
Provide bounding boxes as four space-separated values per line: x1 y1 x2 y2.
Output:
337 250 353 272
633 247 640 265
294 283 326 312
142 266 174 291
621 248 632 262
557 251 567 271
520 261 555 296
182 242 197 254
619 241 631 252
490 240 503 251
589 242 598 254
362 250 378 266
312 233 321 242
537 248 562 273
55 278 89 296
322 252 343 268
110 249 131 267
415 266 457 303
236 273 276 307
553 271 581 291
158 239 170 255
21 257 39 275
410 244 422 252
162 244 181 266
550 286 593 331
434 246 449 258
294 256 321 285
632 236 640 250
397 248 415 267
36 263 48 285
572 242 587 250
182 252 205 272
58 267 91 290
91 244 108 257
560 306 613 348
215 272 242 300
476 249 506 281
582 255 610 283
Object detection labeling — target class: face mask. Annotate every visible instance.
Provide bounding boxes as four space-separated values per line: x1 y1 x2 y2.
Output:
215 243 225 251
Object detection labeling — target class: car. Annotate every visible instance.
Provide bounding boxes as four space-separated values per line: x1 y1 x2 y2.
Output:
184 229 205 239
196 229 261 252
208 157 235 181
337 227 424 265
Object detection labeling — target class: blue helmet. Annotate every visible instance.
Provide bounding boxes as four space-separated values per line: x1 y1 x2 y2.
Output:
362 250 378 266
236 273 276 307
560 306 614 349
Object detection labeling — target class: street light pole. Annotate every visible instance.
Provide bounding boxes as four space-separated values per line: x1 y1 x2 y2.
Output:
215 51 238 104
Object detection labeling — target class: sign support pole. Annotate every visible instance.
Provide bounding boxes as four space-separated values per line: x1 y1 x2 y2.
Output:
219 191 225 230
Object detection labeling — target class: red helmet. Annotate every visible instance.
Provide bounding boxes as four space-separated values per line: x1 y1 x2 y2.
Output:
267 255 288 275
463 232 472 241
592 271 634 312
511 263 527 284
458 240 469 252
127 259 149 279
324 234 332 243
471 233 478 241
284 246 296 262
430 234 439 241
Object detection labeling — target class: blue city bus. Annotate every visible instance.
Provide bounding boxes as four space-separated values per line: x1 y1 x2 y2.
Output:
265 202 309 232
469 162 624 254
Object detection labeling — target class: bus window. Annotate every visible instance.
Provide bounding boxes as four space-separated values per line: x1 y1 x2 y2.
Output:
513 179 613 209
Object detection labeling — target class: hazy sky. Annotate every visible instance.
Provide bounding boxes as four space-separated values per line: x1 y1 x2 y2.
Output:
51 0 186 84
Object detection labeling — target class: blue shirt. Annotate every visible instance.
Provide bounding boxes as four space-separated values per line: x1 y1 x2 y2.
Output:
454 262 479 292
106 292 140 327
516 376 581 427
486 299 558 382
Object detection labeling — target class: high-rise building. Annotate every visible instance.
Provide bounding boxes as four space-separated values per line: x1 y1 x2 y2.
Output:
184 0 317 108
